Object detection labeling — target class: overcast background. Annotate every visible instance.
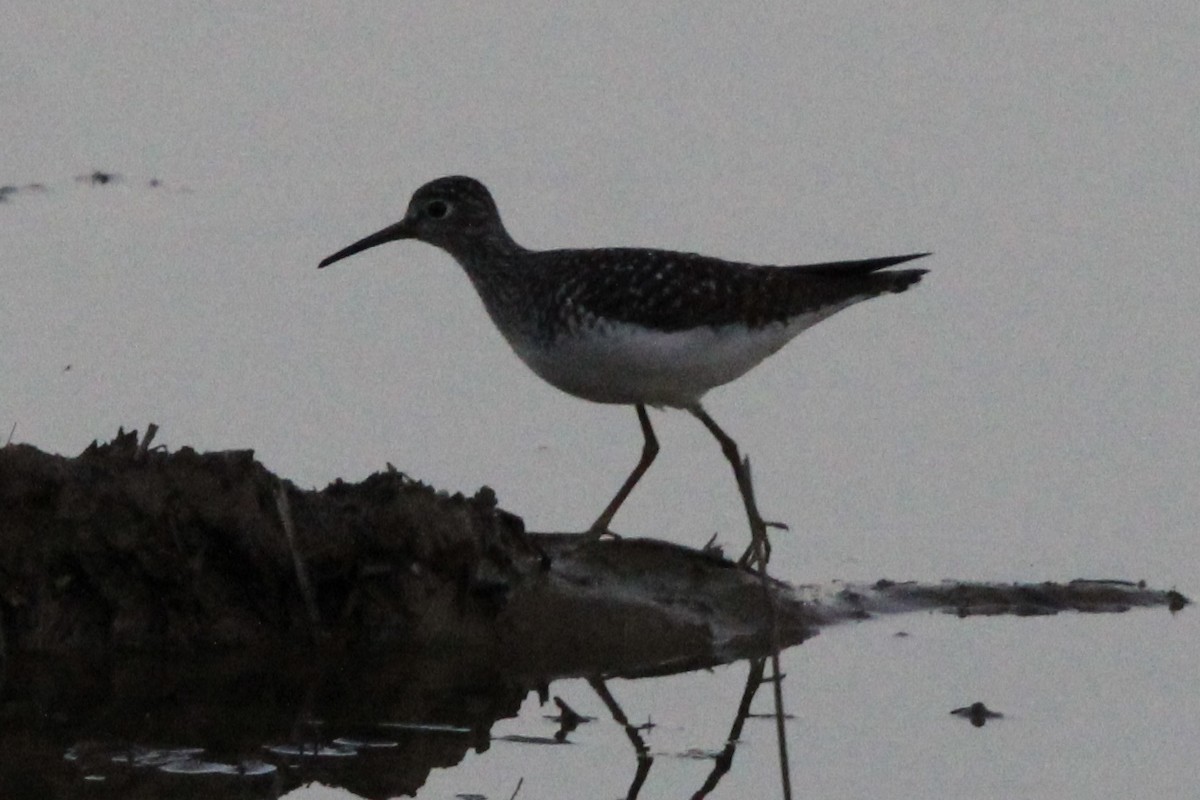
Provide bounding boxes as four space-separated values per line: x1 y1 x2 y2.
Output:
3 3 1197 798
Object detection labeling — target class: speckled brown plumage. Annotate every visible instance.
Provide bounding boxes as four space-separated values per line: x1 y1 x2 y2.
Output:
528 247 925 336
317 176 926 344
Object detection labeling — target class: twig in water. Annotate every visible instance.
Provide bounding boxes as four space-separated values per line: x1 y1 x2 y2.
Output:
273 480 325 640
135 423 159 460
507 776 524 800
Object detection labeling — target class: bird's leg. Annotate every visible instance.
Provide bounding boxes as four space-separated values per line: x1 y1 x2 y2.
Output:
586 404 659 538
688 406 777 568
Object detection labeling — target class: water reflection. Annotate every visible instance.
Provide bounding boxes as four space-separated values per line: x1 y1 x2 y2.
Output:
2 575 1177 798
0 646 790 799
587 657 794 800
590 678 655 798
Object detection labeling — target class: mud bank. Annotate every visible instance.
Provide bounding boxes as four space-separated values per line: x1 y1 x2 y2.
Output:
0 430 812 677
1 430 1185 678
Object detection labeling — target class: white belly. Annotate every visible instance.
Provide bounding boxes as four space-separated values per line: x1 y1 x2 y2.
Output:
506 308 852 408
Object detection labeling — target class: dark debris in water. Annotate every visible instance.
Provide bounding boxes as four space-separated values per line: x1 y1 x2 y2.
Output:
0 171 187 203
844 577 1188 619
951 701 1004 727
76 170 120 185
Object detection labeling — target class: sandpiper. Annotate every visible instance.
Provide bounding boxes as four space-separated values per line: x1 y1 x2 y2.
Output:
319 176 927 563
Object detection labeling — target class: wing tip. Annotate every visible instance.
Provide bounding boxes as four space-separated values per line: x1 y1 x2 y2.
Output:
891 252 932 266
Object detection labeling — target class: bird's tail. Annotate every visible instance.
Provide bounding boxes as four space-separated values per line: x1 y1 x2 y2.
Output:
881 268 927 294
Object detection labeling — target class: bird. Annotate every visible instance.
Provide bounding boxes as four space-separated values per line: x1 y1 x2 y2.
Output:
319 176 927 564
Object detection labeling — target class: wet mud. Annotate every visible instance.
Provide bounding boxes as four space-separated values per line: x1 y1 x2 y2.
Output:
0 429 814 674
0 430 1186 798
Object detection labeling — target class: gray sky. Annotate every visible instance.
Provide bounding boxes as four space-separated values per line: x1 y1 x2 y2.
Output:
4 2 1197 584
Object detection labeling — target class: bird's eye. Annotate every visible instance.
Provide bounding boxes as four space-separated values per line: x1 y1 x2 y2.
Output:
426 200 451 219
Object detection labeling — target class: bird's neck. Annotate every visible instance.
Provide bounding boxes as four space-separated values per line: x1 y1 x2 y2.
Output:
443 232 547 342
439 225 525 270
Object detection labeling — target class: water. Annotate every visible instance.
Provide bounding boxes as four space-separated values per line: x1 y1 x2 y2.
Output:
2 598 1192 799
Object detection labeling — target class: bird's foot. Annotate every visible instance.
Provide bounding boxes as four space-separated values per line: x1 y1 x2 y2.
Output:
737 525 774 570
735 516 788 568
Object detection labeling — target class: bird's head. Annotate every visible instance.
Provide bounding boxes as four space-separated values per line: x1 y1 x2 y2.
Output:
319 175 512 268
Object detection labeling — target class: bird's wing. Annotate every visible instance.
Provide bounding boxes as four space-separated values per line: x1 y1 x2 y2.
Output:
541 248 929 332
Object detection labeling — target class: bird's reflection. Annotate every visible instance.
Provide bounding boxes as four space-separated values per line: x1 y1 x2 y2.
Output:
589 677 655 799
584 657 779 800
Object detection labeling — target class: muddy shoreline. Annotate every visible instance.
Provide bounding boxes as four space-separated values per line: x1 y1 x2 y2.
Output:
0 430 814 677
1 430 1185 677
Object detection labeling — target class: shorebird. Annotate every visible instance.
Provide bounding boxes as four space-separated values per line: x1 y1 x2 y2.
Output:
319 176 927 564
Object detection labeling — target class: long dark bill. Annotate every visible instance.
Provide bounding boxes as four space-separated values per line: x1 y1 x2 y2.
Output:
318 218 414 269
